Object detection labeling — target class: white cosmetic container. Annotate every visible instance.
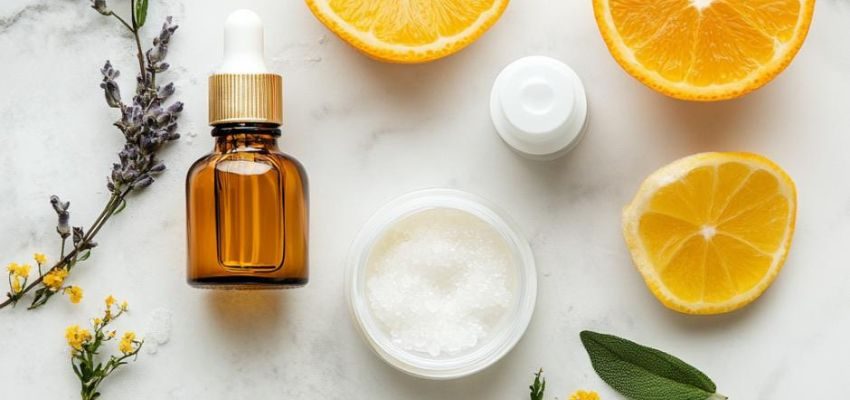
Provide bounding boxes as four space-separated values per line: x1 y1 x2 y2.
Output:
490 56 588 160
347 189 537 379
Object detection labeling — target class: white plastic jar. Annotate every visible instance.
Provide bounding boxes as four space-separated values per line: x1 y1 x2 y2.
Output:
346 189 537 379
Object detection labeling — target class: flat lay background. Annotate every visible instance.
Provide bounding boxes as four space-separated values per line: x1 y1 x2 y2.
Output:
2 0 850 398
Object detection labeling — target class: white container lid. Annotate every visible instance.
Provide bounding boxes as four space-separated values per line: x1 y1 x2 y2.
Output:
490 56 588 160
346 189 537 379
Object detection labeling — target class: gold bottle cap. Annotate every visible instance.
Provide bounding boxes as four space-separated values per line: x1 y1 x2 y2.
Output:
209 73 283 126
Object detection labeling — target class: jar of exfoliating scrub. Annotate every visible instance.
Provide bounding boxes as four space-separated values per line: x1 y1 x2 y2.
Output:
347 189 537 379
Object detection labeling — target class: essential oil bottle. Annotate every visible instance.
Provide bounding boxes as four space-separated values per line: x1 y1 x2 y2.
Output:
186 10 309 288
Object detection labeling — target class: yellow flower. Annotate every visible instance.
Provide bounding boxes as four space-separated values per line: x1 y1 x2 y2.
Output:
34 253 47 265
119 331 136 354
120 301 128 311
64 286 84 304
10 276 22 294
6 262 18 274
17 264 31 279
108 330 117 339
92 318 103 327
569 390 600 400
43 268 68 290
6 263 30 278
65 325 92 351
105 295 116 308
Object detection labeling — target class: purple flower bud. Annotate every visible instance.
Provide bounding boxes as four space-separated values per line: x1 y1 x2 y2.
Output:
91 0 111 16
149 162 166 173
100 60 119 80
147 47 165 64
122 169 138 182
50 195 71 239
111 167 122 183
141 136 159 152
158 83 175 99
101 80 121 108
50 195 70 213
133 176 154 190
159 17 178 44
156 112 171 126
167 101 184 114
73 227 85 245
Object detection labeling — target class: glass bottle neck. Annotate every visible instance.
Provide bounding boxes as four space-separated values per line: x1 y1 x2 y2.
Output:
212 123 281 153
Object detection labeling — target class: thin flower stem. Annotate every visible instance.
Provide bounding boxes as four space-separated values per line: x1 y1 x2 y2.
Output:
0 188 130 309
110 13 133 32
81 193 120 245
60 237 66 259
110 7 146 86
129 0 147 86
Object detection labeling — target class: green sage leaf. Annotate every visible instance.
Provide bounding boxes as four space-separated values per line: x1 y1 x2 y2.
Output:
580 331 726 400
134 0 148 28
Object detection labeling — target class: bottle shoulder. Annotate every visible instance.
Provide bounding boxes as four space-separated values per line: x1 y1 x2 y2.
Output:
186 150 307 179
186 153 219 177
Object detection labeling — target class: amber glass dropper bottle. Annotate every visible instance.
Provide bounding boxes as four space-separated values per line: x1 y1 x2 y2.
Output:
186 9 309 288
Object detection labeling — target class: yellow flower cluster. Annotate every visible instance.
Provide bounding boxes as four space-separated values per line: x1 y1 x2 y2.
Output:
569 390 600 400
65 325 93 351
119 331 137 354
5 252 85 305
43 267 69 290
6 262 31 278
66 296 137 355
64 286 84 304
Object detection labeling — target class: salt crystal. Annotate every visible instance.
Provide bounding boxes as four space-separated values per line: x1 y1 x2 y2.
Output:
143 308 173 355
366 208 516 357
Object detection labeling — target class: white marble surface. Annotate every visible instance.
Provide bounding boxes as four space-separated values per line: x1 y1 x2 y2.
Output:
1 0 850 398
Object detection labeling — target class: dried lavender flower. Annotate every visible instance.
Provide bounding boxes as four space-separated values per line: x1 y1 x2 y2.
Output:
90 0 111 15
50 195 71 239
103 17 181 195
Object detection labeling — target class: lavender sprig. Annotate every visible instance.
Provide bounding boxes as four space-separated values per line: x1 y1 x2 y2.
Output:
0 0 181 311
104 17 181 194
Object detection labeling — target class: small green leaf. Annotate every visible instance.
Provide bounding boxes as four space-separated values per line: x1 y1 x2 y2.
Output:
134 0 148 28
28 287 54 309
529 369 545 400
113 199 127 215
580 331 726 400
78 250 91 262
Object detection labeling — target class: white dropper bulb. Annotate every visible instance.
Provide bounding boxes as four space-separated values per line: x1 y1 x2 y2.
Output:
218 9 269 73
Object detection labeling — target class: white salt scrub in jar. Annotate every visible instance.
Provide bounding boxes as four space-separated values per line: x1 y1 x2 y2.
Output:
367 208 515 356
347 189 536 379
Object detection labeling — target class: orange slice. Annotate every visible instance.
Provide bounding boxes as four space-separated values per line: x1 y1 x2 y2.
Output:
622 153 797 314
305 0 509 63
593 0 815 100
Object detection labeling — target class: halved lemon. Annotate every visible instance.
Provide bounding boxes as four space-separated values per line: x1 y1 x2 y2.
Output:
593 0 815 100
305 0 509 63
622 153 797 314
